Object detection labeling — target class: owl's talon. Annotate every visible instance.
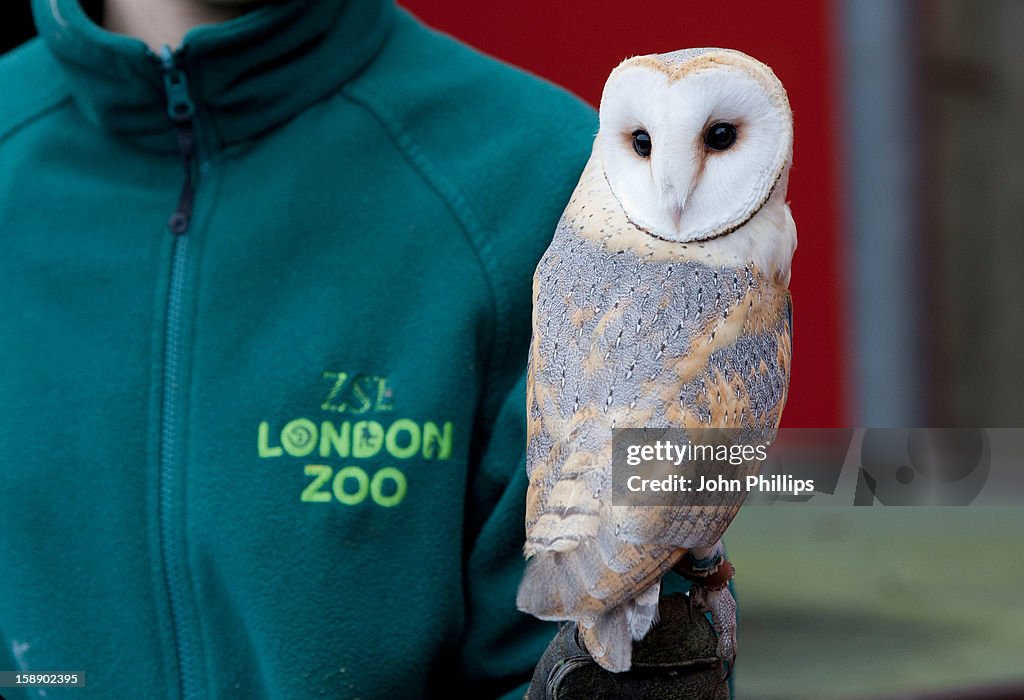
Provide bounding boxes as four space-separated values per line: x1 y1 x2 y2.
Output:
720 654 736 683
709 586 737 672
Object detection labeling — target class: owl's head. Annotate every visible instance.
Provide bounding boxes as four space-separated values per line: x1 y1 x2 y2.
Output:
599 48 793 243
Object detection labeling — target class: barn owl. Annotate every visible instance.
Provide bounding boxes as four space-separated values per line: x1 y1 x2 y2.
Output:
517 48 795 674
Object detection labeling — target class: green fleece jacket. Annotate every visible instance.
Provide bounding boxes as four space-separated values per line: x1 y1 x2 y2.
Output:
0 1 597 697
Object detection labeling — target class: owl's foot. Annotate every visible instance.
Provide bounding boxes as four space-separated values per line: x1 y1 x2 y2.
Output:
689 583 737 681
675 550 737 682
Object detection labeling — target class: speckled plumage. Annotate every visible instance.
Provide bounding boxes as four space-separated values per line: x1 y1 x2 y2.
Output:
516 48 795 673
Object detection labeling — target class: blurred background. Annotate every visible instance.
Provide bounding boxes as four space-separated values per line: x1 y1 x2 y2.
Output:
3 1 1022 697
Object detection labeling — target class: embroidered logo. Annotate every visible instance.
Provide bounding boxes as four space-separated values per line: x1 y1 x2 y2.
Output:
257 371 455 508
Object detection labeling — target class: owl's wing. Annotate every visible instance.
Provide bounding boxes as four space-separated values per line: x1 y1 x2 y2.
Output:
518 212 792 623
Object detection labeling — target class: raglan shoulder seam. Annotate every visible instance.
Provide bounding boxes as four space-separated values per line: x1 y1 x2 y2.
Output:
0 87 72 146
340 82 514 388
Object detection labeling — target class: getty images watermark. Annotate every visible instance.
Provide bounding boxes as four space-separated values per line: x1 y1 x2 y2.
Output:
611 428 1023 507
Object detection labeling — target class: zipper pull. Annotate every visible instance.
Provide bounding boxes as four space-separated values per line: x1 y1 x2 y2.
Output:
159 46 196 235
160 46 195 124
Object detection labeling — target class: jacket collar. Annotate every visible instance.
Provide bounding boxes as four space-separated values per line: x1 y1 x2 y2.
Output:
33 0 395 152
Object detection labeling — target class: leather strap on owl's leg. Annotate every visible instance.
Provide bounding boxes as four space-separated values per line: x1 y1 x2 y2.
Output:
674 541 732 587
677 558 736 592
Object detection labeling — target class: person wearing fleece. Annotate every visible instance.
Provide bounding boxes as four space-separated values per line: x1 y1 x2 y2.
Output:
0 0 596 696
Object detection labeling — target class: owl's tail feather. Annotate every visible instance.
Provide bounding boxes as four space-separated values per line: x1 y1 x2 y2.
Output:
517 544 619 620
626 581 661 640
573 583 660 673
518 541 683 673
517 539 684 621
579 606 633 672
516 550 576 620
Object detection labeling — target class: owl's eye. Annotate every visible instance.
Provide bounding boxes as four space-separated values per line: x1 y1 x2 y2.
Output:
704 122 738 151
632 130 652 158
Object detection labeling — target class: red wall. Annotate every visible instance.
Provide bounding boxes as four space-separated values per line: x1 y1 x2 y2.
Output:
401 1 848 428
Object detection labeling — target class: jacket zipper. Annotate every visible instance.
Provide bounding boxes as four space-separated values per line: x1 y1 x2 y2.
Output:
159 45 199 700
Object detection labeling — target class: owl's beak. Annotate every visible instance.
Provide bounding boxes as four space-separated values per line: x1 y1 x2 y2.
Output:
657 152 698 234
670 201 687 232
659 167 697 235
